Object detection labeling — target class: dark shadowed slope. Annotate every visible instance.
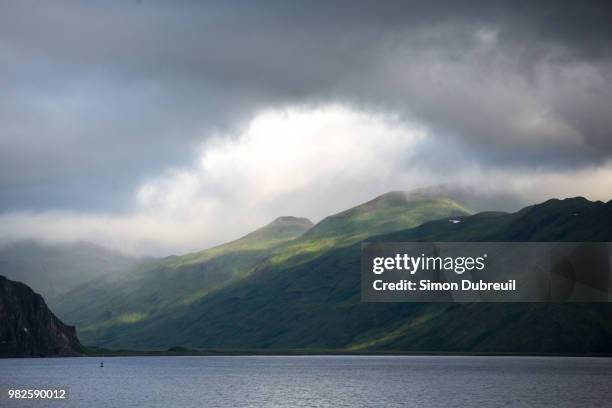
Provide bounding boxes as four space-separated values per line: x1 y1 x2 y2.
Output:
0 275 83 356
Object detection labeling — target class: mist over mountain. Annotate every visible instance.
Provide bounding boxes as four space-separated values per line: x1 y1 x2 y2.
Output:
2 1 612 259
302 191 471 241
408 184 524 213
0 241 138 306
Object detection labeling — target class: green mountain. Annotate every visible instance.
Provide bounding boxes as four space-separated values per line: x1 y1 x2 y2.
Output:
169 216 314 267
57 192 471 347
263 192 471 267
302 191 470 242
84 196 612 353
0 241 137 307
407 184 524 212
53 216 314 343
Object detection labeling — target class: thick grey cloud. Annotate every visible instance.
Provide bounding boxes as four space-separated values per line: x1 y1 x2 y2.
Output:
0 1 611 253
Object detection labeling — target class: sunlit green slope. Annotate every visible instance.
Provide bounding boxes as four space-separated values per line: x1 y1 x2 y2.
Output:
60 192 471 347
54 216 314 342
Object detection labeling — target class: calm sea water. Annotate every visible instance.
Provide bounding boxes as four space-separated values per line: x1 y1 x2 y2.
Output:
0 355 611 407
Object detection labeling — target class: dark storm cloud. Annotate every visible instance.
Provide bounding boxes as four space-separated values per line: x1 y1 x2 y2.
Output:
1 0 611 211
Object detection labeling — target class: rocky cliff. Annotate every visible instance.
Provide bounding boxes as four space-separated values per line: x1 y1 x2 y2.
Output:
0 275 83 356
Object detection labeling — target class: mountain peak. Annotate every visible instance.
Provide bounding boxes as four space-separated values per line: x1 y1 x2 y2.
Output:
406 184 523 212
519 196 599 215
362 191 412 208
269 216 314 228
347 190 471 215
302 190 471 242
245 216 313 241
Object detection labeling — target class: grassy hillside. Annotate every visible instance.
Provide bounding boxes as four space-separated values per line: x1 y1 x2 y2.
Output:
169 216 314 267
59 192 471 347
302 191 470 242
54 216 314 343
89 197 612 353
264 192 471 267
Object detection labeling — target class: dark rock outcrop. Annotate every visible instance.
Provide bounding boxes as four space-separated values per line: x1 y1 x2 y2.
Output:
0 275 83 356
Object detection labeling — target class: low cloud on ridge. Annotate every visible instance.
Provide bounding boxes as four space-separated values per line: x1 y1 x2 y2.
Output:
1 1 611 254
2 105 611 255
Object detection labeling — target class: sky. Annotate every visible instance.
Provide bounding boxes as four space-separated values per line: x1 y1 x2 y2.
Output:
1 1 612 255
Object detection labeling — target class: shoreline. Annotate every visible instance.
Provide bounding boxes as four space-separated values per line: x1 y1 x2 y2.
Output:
4 350 612 359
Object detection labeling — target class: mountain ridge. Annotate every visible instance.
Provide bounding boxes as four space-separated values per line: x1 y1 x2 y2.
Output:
28 192 612 353
302 191 471 241
84 195 612 352
57 192 471 346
